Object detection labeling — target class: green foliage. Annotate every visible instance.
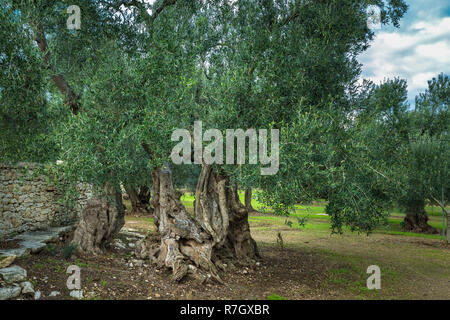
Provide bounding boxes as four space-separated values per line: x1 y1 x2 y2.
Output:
372 75 449 212
196 0 408 233
415 73 450 137
0 3 61 163
1 0 414 234
45 243 57 256
63 243 77 260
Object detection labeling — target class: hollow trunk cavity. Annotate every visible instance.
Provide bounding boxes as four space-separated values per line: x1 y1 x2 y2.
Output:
125 185 151 214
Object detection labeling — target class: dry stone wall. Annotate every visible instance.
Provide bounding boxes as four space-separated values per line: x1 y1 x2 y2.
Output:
0 163 92 239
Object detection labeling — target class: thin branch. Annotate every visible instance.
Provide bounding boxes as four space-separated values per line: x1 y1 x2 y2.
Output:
31 22 80 115
277 1 310 29
430 194 449 216
105 0 177 35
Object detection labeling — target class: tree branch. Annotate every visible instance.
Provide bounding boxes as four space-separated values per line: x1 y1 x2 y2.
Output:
104 0 177 35
277 1 310 29
32 22 81 115
430 194 449 216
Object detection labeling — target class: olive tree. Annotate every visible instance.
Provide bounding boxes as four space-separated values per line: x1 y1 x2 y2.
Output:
400 74 449 234
1 0 411 282
348 75 448 234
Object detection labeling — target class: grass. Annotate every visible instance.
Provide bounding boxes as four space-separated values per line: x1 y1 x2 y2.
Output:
123 191 449 299
74 259 91 268
266 294 287 300
252 213 449 298
130 190 447 228
180 191 447 237
123 198 450 299
181 193 195 208
126 192 446 242
33 262 44 270
242 195 449 299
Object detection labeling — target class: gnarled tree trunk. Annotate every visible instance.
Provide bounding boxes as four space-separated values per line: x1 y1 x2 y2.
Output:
195 166 259 266
136 165 259 282
72 184 125 254
124 185 151 214
403 201 438 234
146 167 219 282
245 189 257 213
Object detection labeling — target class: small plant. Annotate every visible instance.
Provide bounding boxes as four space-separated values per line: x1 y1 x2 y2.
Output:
46 244 56 256
75 259 91 268
62 243 77 260
55 263 63 273
267 294 286 300
46 257 57 264
276 232 284 249
33 263 44 270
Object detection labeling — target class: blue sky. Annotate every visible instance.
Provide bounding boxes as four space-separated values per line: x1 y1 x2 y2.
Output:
358 0 450 106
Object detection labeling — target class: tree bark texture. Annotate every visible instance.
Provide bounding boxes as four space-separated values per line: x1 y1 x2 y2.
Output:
403 201 438 234
135 165 259 282
72 184 125 254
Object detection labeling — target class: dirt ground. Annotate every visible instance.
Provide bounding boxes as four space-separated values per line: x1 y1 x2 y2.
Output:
10 213 450 300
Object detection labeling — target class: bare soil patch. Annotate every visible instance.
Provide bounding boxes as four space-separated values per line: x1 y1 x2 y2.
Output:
0 239 22 249
13 241 333 300
8 214 450 300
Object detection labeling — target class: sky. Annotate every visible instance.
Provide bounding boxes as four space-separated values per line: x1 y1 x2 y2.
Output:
358 0 450 106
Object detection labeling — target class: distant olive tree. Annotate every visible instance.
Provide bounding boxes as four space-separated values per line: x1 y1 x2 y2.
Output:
352 75 449 234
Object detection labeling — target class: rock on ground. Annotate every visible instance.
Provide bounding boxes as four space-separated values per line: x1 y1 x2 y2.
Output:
0 255 16 268
20 281 34 294
0 265 27 283
0 226 74 259
70 290 84 299
34 291 41 300
114 239 126 250
0 285 21 300
132 259 144 267
0 248 30 259
49 291 60 297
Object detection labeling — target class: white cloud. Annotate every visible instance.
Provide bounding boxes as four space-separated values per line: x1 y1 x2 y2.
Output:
359 17 450 104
